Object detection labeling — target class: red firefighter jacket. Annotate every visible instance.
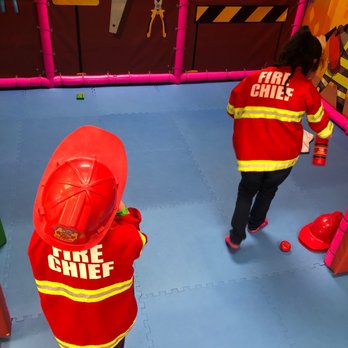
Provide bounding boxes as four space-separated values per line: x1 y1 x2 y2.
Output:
28 208 147 348
227 66 334 172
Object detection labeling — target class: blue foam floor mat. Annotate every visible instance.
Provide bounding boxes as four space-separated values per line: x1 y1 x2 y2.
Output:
0 82 347 348
141 265 348 348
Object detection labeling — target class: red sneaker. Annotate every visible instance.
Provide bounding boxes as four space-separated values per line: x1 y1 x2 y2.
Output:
248 219 268 233
225 235 240 249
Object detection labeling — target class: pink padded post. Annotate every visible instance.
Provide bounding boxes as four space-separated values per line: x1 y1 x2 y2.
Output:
35 0 55 87
325 209 348 267
53 73 176 86
0 76 51 88
291 0 308 35
173 0 189 83
323 100 348 135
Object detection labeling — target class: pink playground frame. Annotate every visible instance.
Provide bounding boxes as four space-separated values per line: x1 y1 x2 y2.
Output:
0 0 347 133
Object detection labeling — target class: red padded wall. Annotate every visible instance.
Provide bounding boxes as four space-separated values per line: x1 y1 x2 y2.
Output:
48 0 178 75
0 0 44 78
184 0 298 72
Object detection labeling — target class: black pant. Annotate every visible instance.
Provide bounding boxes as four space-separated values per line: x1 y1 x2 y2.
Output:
230 167 292 244
114 338 125 348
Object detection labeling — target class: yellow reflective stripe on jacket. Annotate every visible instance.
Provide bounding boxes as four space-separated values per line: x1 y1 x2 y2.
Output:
139 231 147 246
138 230 147 257
317 121 334 139
234 106 303 122
307 104 325 123
35 277 133 303
57 320 135 348
237 157 298 172
226 103 234 115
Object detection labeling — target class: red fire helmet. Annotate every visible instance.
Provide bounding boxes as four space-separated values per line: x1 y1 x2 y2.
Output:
33 125 127 251
298 211 343 251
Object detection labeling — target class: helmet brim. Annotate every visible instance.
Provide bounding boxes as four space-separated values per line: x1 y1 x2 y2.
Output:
298 223 330 251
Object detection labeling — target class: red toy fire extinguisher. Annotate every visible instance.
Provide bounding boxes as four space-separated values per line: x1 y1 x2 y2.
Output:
312 136 329 166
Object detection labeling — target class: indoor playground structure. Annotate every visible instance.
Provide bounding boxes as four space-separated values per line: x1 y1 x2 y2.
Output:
1 0 348 347
0 0 348 133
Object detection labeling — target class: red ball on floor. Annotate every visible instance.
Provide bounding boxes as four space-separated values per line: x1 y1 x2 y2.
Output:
279 240 291 252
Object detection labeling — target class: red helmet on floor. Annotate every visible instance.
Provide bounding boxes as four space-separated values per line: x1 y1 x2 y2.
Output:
33 126 127 251
298 211 343 251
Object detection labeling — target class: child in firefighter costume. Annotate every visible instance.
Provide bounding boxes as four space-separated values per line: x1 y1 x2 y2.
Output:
225 26 334 250
28 125 147 348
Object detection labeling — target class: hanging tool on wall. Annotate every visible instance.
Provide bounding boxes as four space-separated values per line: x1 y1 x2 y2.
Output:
147 0 166 38
0 0 19 14
109 0 128 34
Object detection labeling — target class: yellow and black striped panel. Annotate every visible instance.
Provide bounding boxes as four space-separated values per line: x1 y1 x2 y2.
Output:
195 5 288 24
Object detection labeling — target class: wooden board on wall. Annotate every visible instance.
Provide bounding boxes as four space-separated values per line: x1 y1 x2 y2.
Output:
184 0 298 72
0 0 44 78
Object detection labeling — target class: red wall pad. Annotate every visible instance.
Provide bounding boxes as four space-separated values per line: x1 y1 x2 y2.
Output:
49 0 178 75
0 1 44 78
0 285 11 338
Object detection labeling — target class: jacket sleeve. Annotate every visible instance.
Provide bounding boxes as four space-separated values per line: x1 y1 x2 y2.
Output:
226 78 248 118
305 83 334 139
115 207 148 258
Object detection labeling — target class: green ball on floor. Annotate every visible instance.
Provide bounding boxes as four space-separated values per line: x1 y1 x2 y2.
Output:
76 92 85 100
